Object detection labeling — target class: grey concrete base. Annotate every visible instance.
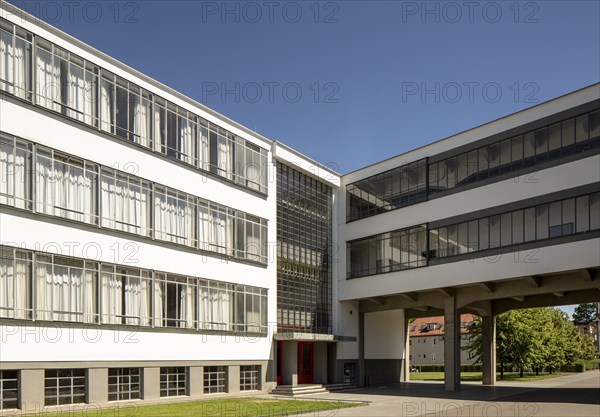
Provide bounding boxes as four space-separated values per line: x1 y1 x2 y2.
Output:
364 359 403 386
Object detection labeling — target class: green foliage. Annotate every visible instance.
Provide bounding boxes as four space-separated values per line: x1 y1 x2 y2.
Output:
465 307 596 377
572 303 598 325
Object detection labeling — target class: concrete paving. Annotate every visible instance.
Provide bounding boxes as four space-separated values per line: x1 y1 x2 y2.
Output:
290 371 600 417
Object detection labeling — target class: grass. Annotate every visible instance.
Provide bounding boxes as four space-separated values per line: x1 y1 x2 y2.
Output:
35 398 363 417
409 371 574 382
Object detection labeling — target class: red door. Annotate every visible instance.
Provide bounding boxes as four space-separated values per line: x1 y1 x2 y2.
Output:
298 342 314 384
276 341 283 385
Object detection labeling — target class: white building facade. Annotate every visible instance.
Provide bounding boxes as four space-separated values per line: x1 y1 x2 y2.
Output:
0 1 599 412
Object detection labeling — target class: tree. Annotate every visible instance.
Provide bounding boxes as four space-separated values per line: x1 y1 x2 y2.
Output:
572 303 598 325
465 307 595 379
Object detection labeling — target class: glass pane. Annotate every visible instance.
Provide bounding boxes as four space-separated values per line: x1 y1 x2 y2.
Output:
576 195 589 232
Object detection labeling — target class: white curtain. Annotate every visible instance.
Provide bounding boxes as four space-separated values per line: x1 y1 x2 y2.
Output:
68 63 86 123
247 294 261 331
153 106 163 153
199 287 210 329
0 29 12 93
36 261 51 320
125 278 139 325
36 262 73 322
153 281 164 327
13 37 28 99
246 150 261 190
35 154 53 214
100 173 115 229
198 204 210 251
199 127 209 171
35 47 57 110
155 192 193 246
101 271 122 324
179 117 193 164
0 140 27 209
134 98 150 148
130 182 149 236
211 209 227 254
100 79 113 133
0 255 29 319
83 269 95 323
209 287 231 331
139 279 150 326
218 135 233 179
179 285 195 329
247 223 261 261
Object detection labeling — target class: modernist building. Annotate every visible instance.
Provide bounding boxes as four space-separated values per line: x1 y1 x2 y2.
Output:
408 314 476 366
0 1 599 413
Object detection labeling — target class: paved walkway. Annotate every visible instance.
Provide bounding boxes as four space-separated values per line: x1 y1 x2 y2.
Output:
288 371 600 417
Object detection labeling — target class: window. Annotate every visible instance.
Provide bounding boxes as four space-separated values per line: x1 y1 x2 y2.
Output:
108 368 141 401
160 367 187 397
430 192 599 260
0 134 32 210
155 100 197 165
35 39 96 124
199 281 234 331
240 365 260 391
235 213 268 263
347 225 427 278
154 186 197 247
100 168 152 237
0 247 32 319
102 74 152 148
100 265 151 326
0 20 32 100
36 255 98 323
36 148 98 225
44 369 86 406
235 139 268 193
154 274 197 329
204 366 227 394
199 200 233 255
0 370 18 410
209 126 234 180
234 286 268 333
347 158 427 221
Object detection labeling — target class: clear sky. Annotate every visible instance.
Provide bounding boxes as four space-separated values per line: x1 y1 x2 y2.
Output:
7 0 599 318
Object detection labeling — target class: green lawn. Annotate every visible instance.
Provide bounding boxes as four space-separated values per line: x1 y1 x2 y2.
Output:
410 371 574 382
35 398 362 417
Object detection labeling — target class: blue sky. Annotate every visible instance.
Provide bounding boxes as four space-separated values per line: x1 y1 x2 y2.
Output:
8 0 599 318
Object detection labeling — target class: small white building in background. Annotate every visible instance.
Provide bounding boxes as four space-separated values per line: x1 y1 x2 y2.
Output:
0 1 599 411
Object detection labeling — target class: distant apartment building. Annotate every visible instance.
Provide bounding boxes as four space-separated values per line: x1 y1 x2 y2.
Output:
408 314 477 365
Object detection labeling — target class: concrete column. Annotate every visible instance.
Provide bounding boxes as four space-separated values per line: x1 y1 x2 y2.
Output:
358 311 365 387
444 296 461 391
189 366 204 397
282 341 298 385
87 368 108 405
314 342 327 384
228 366 240 394
20 369 44 413
402 316 410 382
482 315 497 386
143 367 160 400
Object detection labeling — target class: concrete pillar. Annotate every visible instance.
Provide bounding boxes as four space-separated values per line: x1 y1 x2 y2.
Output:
314 342 328 384
189 366 204 397
358 311 365 387
282 341 298 385
143 367 160 400
482 315 497 386
228 366 240 394
20 369 44 413
402 316 410 382
87 368 108 405
444 297 461 391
